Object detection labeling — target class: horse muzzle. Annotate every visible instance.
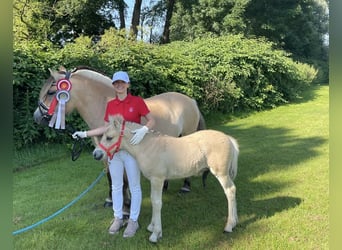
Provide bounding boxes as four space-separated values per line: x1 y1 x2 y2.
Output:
33 108 51 126
93 148 105 161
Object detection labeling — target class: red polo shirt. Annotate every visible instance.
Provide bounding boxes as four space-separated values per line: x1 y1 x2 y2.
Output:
104 94 150 123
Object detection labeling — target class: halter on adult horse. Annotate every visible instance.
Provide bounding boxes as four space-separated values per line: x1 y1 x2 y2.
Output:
33 66 207 208
93 115 239 243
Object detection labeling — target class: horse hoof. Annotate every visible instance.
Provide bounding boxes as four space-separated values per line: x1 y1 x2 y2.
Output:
178 187 191 193
103 201 113 208
224 224 235 233
149 232 162 243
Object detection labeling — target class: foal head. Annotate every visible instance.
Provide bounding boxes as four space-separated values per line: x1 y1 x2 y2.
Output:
93 115 128 161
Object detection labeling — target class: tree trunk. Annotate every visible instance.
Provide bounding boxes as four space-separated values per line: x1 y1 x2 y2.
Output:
161 0 175 44
131 0 143 39
118 0 126 30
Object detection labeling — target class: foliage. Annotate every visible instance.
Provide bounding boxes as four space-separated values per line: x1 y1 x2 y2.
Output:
170 0 329 82
13 31 316 149
158 35 317 113
13 40 57 148
171 0 246 40
13 0 54 43
13 0 118 46
244 0 329 60
13 0 328 83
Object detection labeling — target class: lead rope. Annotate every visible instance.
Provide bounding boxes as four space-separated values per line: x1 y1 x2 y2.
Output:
13 170 105 235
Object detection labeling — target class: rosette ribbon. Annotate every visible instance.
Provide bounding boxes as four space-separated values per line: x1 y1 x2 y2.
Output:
48 78 72 129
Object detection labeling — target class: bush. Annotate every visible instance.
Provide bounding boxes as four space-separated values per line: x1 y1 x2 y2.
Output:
155 35 317 113
13 33 317 149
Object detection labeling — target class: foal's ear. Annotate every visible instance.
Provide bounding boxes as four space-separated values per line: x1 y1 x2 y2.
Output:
114 115 124 126
108 115 124 129
113 119 120 129
108 115 115 126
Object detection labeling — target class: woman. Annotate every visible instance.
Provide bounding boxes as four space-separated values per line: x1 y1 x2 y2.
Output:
72 71 155 238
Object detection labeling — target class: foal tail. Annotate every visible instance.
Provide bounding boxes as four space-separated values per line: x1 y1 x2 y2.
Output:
229 136 239 180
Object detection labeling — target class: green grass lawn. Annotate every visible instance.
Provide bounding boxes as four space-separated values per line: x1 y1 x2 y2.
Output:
13 85 329 249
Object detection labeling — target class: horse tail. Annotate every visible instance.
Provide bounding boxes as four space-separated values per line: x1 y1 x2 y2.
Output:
198 110 208 187
190 97 206 131
229 136 239 180
196 109 208 187
197 111 207 131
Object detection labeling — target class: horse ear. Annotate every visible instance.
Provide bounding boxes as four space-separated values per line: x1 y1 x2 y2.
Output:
111 115 124 129
116 114 124 124
108 115 118 129
49 68 61 81
108 115 115 125
59 66 66 72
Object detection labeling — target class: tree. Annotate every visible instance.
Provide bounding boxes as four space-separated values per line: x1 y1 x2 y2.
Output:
131 0 143 38
116 0 128 29
13 0 123 45
138 0 168 43
244 0 329 61
13 0 54 43
170 0 248 41
160 0 176 44
169 0 328 81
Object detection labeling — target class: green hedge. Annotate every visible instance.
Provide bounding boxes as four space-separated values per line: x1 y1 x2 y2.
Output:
13 30 317 149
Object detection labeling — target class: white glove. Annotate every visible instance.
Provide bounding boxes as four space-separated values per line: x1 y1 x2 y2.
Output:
72 131 87 139
130 126 148 145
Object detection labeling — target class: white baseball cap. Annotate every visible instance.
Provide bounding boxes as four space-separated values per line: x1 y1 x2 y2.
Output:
111 71 130 83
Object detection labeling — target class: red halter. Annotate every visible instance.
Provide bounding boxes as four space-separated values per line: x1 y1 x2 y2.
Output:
99 121 126 160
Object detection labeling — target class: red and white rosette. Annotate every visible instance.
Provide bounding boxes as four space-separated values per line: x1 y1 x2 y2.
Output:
49 78 72 129
57 79 72 91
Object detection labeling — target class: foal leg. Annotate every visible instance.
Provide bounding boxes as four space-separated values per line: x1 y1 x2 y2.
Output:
147 178 164 243
216 175 238 232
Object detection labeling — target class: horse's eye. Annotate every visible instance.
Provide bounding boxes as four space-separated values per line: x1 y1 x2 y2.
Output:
106 136 113 141
47 83 57 95
47 90 56 95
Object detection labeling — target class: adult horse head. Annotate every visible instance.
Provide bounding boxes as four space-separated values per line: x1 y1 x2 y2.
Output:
34 66 115 134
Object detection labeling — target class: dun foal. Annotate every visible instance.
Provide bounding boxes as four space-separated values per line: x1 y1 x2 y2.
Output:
93 115 239 243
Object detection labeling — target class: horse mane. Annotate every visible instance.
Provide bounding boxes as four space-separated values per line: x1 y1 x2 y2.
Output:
73 65 107 75
70 66 113 87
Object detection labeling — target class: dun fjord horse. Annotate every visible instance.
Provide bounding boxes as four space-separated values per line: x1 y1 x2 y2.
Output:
93 115 239 243
33 66 207 209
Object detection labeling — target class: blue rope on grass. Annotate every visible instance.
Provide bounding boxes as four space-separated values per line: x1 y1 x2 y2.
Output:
13 170 106 236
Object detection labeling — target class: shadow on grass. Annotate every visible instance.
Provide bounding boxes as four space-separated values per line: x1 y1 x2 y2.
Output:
236 196 303 230
220 124 327 177
138 120 326 246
